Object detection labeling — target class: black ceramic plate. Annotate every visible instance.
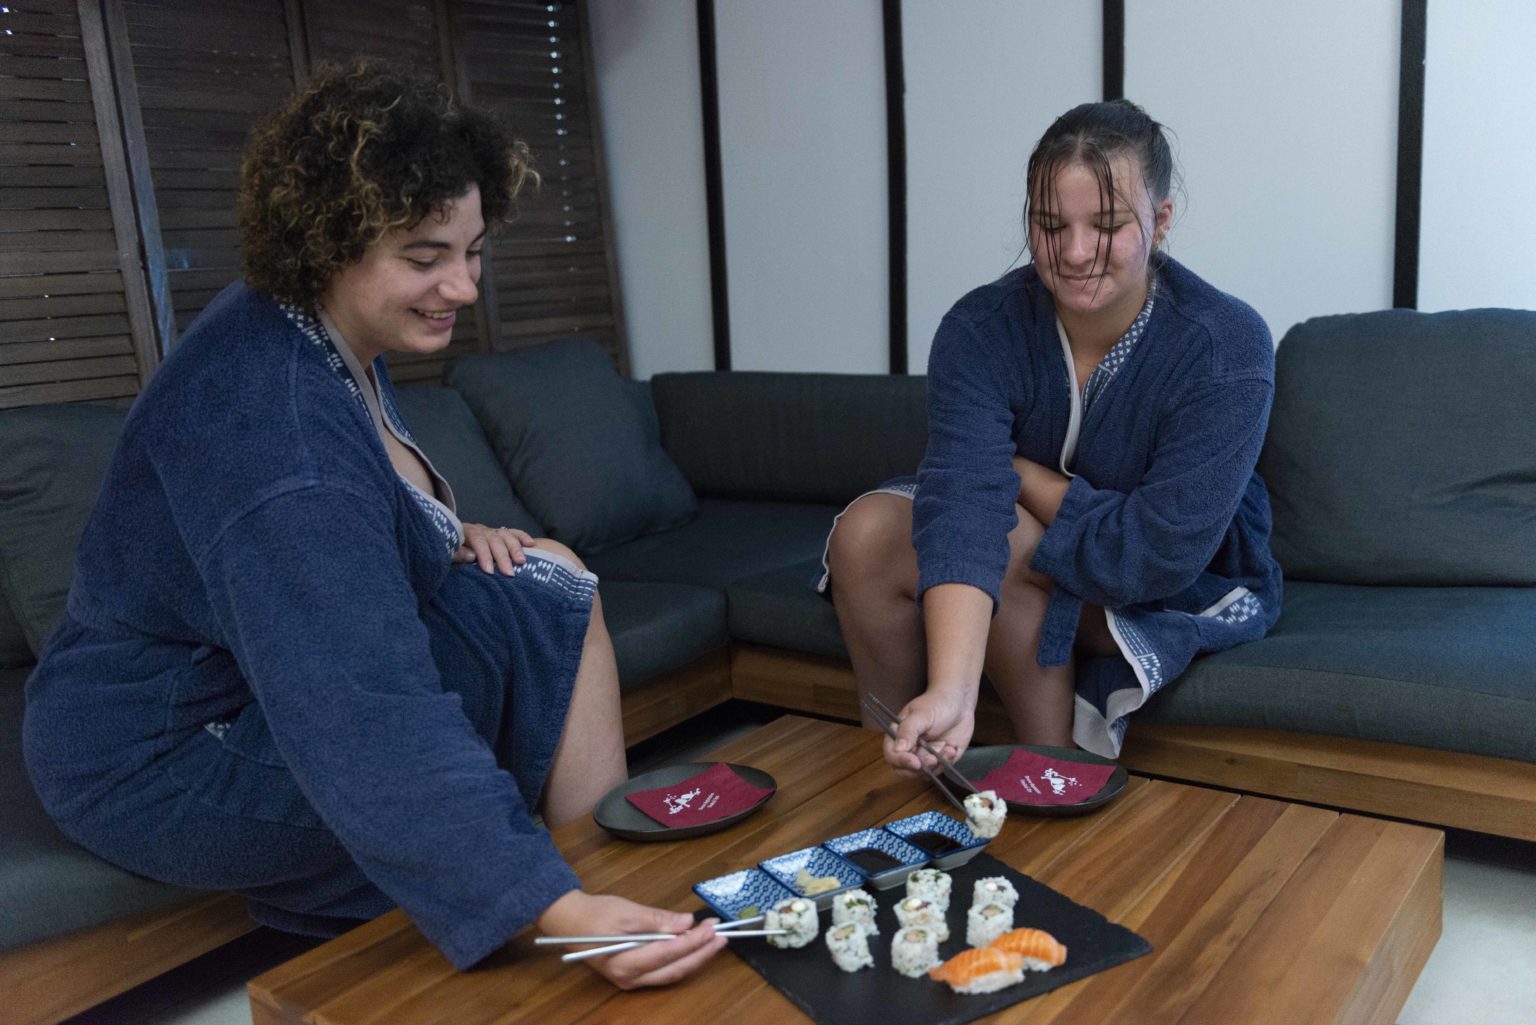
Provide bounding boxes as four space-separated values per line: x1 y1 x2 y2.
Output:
593 762 777 842
954 745 1127 817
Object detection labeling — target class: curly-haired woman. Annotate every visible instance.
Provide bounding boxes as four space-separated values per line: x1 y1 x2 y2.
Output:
23 62 724 987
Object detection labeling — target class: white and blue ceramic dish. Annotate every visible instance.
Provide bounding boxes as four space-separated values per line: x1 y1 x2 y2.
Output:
821 827 931 891
692 867 797 921
759 845 865 909
883 810 989 870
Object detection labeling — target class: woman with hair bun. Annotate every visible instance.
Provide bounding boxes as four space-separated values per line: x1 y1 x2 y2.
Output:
23 62 724 987
824 99 1282 775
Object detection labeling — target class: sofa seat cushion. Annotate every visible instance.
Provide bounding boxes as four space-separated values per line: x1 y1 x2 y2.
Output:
1140 580 1536 763
585 499 840 592
726 559 847 659
0 669 202 951
600 581 727 692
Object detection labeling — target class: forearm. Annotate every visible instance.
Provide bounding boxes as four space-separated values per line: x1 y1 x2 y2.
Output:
921 583 994 702
1013 456 1070 526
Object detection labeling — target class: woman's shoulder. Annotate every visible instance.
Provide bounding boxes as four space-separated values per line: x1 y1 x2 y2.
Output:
1156 258 1273 379
943 265 1047 328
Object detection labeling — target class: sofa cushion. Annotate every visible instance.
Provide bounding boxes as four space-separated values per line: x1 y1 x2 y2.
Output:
0 670 201 951
391 384 542 533
0 404 126 656
726 559 848 660
1140 580 1536 763
650 371 928 503
444 341 697 554
600 581 728 692
0 602 29 672
585 498 840 592
1260 308 1536 585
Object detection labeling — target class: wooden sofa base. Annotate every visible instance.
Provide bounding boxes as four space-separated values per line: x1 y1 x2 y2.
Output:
724 642 1536 841
5 893 256 1025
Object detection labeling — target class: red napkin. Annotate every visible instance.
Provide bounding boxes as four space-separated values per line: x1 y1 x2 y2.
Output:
973 749 1117 807
625 763 773 828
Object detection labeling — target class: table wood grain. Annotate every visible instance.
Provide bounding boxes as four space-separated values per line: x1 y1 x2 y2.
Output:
249 716 1442 1025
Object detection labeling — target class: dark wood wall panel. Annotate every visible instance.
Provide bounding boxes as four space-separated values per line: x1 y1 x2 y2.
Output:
119 0 296 336
451 0 622 366
0 0 143 408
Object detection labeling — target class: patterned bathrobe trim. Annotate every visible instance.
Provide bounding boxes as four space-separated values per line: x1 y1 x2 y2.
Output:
814 478 919 593
280 304 465 560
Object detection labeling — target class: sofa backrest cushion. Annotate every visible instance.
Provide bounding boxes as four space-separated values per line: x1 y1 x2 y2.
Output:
391 384 542 533
444 340 698 554
0 403 126 655
0 599 29 671
1258 307 1536 585
650 371 928 505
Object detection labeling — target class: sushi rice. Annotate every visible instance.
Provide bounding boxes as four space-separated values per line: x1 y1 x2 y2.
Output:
963 789 1007 839
766 897 820 949
830 888 879 934
891 925 941 978
905 868 952 912
965 901 1014 948
972 876 1019 911
825 922 875 972
893 896 949 942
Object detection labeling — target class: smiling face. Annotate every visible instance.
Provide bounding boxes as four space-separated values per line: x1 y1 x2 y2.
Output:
321 185 485 366
1028 154 1172 328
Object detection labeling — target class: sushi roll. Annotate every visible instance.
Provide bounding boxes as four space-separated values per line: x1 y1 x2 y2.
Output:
928 947 1027 994
891 925 941 978
824 922 875 972
964 789 1007 838
989 928 1068 970
831 889 879 934
894 896 949 942
766 897 820 949
972 876 1019 911
965 901 1014 948
905 868 952 912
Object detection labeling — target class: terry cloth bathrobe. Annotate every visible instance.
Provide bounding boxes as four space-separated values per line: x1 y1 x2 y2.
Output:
23 282 593 970
914 256 1282 757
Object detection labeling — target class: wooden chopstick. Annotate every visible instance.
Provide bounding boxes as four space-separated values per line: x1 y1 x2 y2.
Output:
865 693 981 795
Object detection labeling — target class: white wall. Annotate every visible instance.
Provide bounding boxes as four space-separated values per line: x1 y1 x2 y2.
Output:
587 0 714 378
902 0 1099 374
1126 0 1400 343
1419 0 1536 312
712 0 889 373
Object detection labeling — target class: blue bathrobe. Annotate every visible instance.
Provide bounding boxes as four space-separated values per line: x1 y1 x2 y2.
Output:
914 257 1282 756
23 282 592 969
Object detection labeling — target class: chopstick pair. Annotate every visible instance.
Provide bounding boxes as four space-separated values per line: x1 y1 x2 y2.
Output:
539 916 781 963
860 693 980 813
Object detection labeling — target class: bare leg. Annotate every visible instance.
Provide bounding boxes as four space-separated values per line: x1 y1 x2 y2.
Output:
536 541 626 828
984 506 1075 746
826 494 925 730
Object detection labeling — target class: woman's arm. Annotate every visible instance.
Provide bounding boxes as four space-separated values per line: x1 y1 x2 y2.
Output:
887 582 992 773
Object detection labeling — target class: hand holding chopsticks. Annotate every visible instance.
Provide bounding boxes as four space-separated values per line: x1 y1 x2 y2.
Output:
861 693 979 811
540 916 782 962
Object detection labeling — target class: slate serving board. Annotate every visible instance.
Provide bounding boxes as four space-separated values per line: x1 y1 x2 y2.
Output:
712 853 1151 1025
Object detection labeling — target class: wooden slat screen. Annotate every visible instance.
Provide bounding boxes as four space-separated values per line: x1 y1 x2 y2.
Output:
0 0 623 407
451 0 624 370
0 0 149 408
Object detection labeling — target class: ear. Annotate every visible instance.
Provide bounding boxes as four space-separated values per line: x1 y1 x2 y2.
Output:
1152 196 1174 243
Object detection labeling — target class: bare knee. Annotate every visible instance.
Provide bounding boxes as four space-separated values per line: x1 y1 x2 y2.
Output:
826 495 915 588
532 538 586 572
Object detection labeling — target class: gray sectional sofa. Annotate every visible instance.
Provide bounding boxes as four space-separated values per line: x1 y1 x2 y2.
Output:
3 310 1534 1023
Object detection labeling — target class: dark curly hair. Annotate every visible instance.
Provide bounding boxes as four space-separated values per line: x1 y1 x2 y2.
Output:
238 60 534 307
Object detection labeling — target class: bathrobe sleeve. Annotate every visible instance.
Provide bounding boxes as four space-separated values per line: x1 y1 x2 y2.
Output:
197 479 579 969
1029 375 1273 608
912 313 1024 609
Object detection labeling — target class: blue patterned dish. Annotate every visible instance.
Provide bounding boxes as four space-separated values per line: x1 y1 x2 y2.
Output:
692 868 796 921
821 827 931 890
759 845 865 909
883 810 990 869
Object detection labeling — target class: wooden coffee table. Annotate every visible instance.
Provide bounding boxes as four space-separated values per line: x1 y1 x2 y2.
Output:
249 715 1442 1025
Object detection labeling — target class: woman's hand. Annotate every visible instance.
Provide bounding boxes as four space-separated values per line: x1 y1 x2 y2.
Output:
536 890 727 990
454 523 536 575
885 688 975 777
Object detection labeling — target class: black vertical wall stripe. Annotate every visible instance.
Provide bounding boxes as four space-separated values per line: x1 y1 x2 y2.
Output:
697 0 731 370
883 0 907 374
1394 0 1427 309
1103 0 1125 100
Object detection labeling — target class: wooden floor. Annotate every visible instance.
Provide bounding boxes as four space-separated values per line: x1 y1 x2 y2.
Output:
250 715 1443 1025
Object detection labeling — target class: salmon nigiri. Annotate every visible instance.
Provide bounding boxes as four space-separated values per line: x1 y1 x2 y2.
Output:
988 927 1067 970
927 946 1027 994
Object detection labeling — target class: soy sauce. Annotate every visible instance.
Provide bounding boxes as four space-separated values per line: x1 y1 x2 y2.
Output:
905 830 964 855
842 847 903 873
